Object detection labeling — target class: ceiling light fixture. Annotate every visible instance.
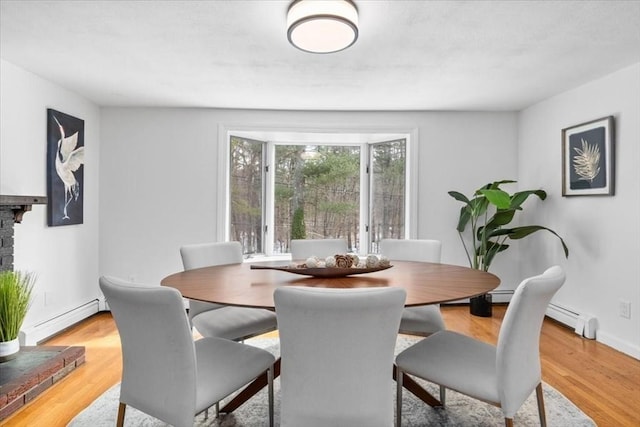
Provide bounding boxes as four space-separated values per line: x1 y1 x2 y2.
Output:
287 0 359 54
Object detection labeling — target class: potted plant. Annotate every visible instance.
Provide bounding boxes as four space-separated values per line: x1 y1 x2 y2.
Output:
449 180 568 316
0 270 35 361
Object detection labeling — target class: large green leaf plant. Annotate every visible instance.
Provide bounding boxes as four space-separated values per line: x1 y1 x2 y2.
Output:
449 180 568 272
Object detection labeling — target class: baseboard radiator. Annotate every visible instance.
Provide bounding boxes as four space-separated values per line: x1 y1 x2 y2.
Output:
20 299 100 345
546 302 597 339
459 291 598 340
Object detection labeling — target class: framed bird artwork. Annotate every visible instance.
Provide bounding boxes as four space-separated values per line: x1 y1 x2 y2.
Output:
47 109 85 226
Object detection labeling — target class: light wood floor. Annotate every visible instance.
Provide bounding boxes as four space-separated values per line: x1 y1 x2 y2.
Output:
3 305 639 427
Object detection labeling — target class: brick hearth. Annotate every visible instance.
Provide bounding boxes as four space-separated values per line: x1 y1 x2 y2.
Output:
0 346 85 421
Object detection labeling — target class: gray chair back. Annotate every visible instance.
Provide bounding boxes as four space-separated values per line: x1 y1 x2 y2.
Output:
380 239 445 336
496 265 566 417
379 238 441 262
275 286 406 427
290 238 348 260
180 241 243 270
99 276 197 427
180 241 243 319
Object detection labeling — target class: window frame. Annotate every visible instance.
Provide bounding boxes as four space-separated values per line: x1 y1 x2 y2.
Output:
218 125 418 257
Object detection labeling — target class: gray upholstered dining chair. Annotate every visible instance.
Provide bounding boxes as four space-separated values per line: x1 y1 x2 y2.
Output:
379 238 446 336
274 286 406 427
99 276 275 427
395 266 566 427
180 241 277 341
290 238 348 260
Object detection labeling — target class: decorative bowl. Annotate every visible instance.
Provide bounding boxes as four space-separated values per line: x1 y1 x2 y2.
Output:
250 264 393 278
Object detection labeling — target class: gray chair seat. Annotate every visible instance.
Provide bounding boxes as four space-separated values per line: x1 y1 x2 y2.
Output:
192 305 278 341
180 241 277 341
193 337 275 413
398 305 447 336
396 330 499 403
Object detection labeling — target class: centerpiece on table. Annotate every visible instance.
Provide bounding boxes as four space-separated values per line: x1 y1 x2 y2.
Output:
449 180 568 317
250 253 393 278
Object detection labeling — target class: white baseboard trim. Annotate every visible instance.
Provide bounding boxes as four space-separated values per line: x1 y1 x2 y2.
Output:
596 330 640 360
19 300 100 345
546 302 598 339
546 302 580 329
489 290 512 304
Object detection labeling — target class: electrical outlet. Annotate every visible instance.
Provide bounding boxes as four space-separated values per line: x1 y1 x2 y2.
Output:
619 300 631 319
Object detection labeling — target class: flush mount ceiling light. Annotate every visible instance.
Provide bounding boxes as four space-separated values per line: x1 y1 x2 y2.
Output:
287 0 359 54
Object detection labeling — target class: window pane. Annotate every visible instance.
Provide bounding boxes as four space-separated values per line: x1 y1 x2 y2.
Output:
274 145 361 254
370 139 406 253
229 136 264 255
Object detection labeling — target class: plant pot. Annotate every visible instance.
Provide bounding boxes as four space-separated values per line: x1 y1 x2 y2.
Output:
470 293 492 317
0 338 20 362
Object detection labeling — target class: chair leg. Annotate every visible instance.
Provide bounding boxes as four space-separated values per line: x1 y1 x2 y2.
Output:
439 385 446 405
396 365 403 427
504 418 514 427
536 382 547 427
116 402 126 427
267 366 274 427
215 401 220 417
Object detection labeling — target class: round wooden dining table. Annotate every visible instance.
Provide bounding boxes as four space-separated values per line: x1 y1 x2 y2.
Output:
160 260 500 309
161 259 500 412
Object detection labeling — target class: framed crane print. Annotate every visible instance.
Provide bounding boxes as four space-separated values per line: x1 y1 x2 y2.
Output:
562 116 614 196
47 109 85 226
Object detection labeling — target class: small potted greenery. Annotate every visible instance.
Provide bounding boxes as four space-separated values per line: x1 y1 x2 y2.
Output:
0 270 35 361
449 180 568 316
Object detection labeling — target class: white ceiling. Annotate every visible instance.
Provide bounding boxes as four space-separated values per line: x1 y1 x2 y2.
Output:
1 0 638 111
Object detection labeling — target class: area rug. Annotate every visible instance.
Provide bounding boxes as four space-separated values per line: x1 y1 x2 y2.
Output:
68 337 596 427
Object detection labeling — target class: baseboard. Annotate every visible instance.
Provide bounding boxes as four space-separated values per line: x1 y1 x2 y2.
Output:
546 303 580 329
489 289 512 304
596 330 640 360
545 302 598 339
19 300 100 345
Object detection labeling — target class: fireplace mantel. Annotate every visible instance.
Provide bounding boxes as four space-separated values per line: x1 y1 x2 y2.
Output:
0 195 48 271
0 195 47 223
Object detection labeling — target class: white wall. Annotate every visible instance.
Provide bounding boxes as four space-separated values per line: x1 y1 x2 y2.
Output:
100 108 520 288
7 53 636 358
518 63 640 358
0 60 101 330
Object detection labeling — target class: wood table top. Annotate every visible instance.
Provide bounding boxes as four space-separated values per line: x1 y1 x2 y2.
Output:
161 260 500 309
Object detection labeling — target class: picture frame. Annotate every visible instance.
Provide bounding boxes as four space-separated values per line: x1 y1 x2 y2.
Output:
562 116 614 196
47 109 85 226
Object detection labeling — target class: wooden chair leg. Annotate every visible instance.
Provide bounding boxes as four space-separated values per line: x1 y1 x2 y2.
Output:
116 402 126 427
504 417 514 427
396 365 403 427
268 367 274 427
439 385 446 405
536 382 547 427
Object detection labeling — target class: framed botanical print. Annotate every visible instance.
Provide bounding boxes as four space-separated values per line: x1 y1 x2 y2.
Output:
47 109 85 225
562 116 614 196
